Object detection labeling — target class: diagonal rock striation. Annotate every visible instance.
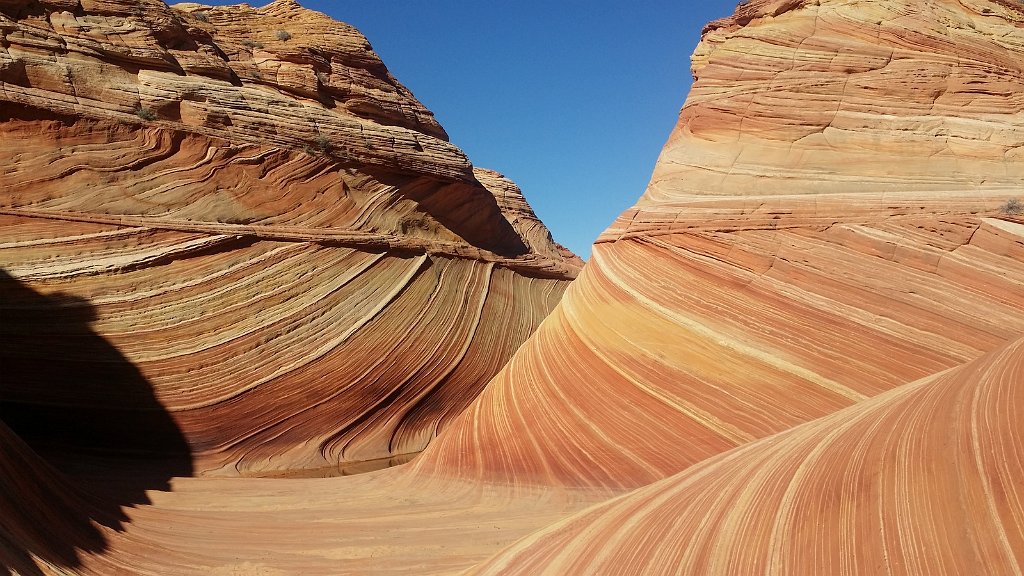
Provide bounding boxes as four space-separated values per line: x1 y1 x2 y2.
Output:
470 336 1024 574
410 0 1024 492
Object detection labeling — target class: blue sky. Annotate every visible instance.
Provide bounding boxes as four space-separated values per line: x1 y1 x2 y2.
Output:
201 1 742 257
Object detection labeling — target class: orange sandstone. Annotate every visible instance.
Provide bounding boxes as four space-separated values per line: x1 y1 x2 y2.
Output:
2 0 1023 574
0 0 579 480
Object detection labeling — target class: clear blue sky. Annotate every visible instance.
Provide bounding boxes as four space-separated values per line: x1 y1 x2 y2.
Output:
201 1 742 257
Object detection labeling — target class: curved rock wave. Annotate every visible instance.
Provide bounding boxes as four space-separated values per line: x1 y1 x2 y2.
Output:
411 210 1024 490
2 0 1023 574
0 0 580 480
469 336 1024 574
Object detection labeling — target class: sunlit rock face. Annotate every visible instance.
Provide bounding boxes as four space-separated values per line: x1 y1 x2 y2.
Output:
412 0 1024 491
2 0 1023 574
437 0 1024 572
469 337 1024 575
0 0 580 477
645 0 1024 202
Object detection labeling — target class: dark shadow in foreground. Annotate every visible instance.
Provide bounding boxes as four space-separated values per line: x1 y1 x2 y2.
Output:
0 269 192 575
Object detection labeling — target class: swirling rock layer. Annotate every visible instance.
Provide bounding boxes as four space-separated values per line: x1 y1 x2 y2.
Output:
0 0 579 478
470 337 1024 575
412 0 1024 489
3 0 1024 574
413 211 1024 490
446 0 1024 571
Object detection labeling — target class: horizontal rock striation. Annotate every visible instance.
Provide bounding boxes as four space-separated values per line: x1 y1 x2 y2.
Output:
645 0 1024 202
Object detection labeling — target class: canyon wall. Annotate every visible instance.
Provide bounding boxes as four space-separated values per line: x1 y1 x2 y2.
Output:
0 0 580 478
2 0 1023 574
453 0 1024 571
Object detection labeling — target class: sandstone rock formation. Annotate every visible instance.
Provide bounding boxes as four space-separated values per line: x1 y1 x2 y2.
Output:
448 0 1024 571
2 0 1023 574
0 0 580 481
469 337 1024 574
1 419 104 574
648 0 1024 201
411 0 1024 491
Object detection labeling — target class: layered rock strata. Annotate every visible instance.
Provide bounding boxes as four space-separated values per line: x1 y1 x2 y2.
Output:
647 0 1024 201
450 0 1024 571
3 0 1024 574
413 0 1024 491
470 337 1024 574
0 0 580 479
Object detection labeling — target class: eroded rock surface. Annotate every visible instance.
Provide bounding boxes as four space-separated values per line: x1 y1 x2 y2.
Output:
646 0 1024 201
2 0 1023 574
0 0 580 482
471 337 1024 574
451 0 1024 572
412 0 1024 492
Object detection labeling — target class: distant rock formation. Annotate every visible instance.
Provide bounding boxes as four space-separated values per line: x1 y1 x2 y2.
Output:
0 0 580 480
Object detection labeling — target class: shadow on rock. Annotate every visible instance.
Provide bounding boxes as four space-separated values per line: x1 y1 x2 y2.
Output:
0 268 192 574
